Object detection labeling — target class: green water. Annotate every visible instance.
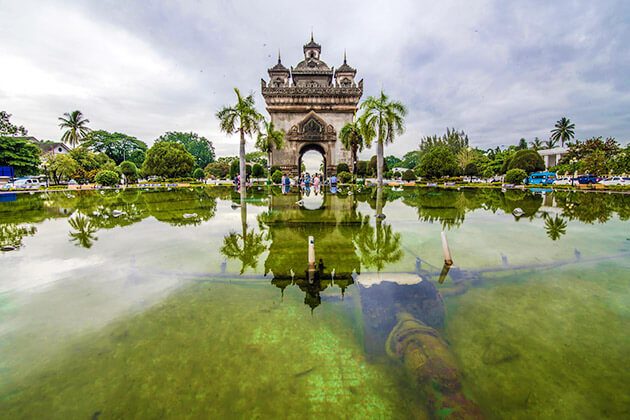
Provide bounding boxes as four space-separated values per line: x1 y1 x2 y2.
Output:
0 187 628 419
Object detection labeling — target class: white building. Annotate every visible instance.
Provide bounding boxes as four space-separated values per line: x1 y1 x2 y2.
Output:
538 147 568 169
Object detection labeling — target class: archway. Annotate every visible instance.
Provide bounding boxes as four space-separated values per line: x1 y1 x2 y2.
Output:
298 143 326 180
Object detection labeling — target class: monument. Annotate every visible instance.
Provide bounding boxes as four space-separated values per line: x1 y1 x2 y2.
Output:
261 34 363 177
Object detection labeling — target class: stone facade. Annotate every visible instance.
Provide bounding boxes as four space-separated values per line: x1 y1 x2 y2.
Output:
261 35 363 177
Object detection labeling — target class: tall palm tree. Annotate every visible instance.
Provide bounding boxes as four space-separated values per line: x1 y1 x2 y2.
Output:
255 120 284 183
339 119 367 177
550 117 575 148
359 91 407 187
58 110 91 148
353 215 403 272
530 137 543 150
216 88 263 194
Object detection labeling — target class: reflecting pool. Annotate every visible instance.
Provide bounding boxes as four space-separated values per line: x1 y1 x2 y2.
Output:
1 187 629 419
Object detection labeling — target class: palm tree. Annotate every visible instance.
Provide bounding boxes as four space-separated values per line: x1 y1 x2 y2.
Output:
216 88 263 194
220 199 266 274
58 110 91 148
545 138 559 149
359 91 407 187
550 117 575 148
255 120 284 183
339 120 367 177
530 137 543 150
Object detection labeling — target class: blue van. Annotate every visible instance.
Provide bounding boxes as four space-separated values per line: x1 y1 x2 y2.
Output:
525 171 556 185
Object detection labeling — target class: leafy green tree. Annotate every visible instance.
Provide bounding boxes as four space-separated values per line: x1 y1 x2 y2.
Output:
457 147 475 172
337 171 352 183
550 117 575 148
94 170 120 186
142 142 195 178
83 130 147 165
582 149 607 175
417 145 458 178
561 136 620 163
505 168 527 184
336 162 350 173
607 144 630 174
229 160 251 179
0 136 41 176
339 120 366 176
251 163 265 178
385 155 402 169
0 111 28 135
204 161 230 179
359 91 407 186
69 147 115 183
255 120 284 183
517 138 528 150
271 170 283 184
245 151 267 165
216 88 263 193
58 110 91 148
356 160 369 177
192 167 205 180
401 150 422 169
369 155 387 176
464 162 479 176
508 149 545 173
119 160 139 184
419 128 469 155
46 153 79 184
402 169 416 181
156 131 215 169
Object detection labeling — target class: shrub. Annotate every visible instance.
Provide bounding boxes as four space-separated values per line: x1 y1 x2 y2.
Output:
464 162 479 176
94 170 120 186
402 169 417 181
508 149 545 173
505 168 527 185
336 163 350 173
271 170 283 184
204 161 229 179
417 146 458 178
192 168 205 180
270 165 281 175
142 142 195 178
337 171 352 183
119 160 138 183
252 163 265 178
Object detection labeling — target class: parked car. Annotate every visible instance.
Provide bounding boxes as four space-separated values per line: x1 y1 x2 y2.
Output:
599 176 627 186
576 174 599 184
553 177 573 185
10 178 41 190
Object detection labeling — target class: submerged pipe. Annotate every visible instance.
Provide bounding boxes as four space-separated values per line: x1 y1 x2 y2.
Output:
441 231 453 266
307 236 316 283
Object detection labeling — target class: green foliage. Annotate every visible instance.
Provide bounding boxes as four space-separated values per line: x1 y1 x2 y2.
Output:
401 169 416 181
251 163 265 178
119 161 139 183
68 147 116 183
400 150 422 169
561 136 620 163
508 149 545 173
192 168 205 180
417 146 458 178
142 142 195 178
58 110 90 148
385 155 402 169
356 160 369 176
255 121 284 171
156 132 215 169
94 170 120 186
339 120 365 173
606 145 630 174
336 163 349 173
505 168 527 185
204 161 230 179
369 155 387 176
270 165 281 175
83 130 148 165
464 162 479 176
229 160 252 179
0 111 28 135
582 150 607 175
337 171 352 183
517 138 528 150
45 153 79 184
419 128 469 155
0 136 41 176
271 170 283 184
245 151 267 164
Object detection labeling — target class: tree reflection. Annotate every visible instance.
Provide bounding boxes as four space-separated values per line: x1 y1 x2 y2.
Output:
0 223 37 249
543 214 568 241
220 194 267 274
353 215 403 272
68 212 98 248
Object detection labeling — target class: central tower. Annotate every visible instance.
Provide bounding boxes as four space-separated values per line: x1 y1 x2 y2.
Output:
261 34 363 177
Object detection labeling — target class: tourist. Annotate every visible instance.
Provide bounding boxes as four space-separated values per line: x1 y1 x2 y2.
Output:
283 174 291 194
313 174 320 193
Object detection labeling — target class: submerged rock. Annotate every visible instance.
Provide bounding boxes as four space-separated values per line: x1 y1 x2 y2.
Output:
386 312 483 419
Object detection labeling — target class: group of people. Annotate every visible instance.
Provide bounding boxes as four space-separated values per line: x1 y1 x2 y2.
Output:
280 173 339 195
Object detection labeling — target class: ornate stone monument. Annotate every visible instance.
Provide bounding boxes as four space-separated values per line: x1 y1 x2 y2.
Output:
261 34 363 177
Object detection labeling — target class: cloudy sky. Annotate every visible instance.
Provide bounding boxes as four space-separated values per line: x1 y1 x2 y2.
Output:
1 0 629 158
